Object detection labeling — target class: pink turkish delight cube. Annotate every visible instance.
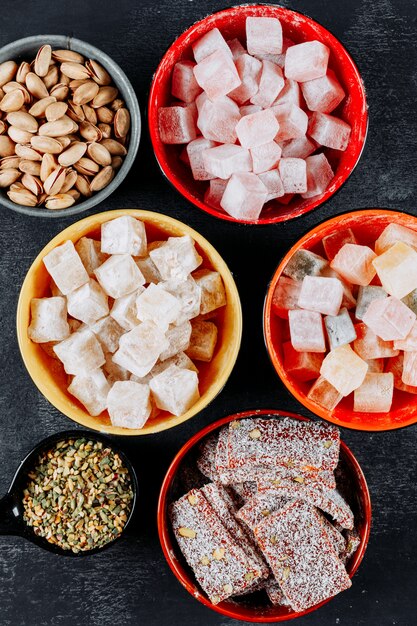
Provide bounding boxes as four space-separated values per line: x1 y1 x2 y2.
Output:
186 138 217 181
363 296 416 342
280 136 316 159
323 228 358 261
394 321 417 351
288 309 326 352
307 376 343 411
302 153 334 198
193 50 241 101
202 144 251 179
236 108 279 149
330 244 377 286
285 41 330 82
229 54 262 105
353 322 399 359
402 351 417 386
192 27 232 64
308 112 351 151
273 79 301 107
250 141 282 174
278 157 307 193
273 103 308 142
386 353 417 393
301 70 345 113
320 344 368 396
250 60 285 108
283 341 323 381
298 275 344 316
197 95 240 144
204 178 227 210
353 372 394 413
375 223 417 255
158 106 197 144
171 60 202 103
246 17 283 56
372 242 417 300
258 169 284 200
220 172 267 221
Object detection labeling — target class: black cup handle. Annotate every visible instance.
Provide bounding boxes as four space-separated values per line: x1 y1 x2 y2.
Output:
0 493 24 536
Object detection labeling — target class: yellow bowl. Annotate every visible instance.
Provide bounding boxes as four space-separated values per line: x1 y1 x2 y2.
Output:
17 209 242 435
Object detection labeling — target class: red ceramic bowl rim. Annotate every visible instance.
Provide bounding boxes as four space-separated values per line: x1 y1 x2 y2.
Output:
263 208 417 433
148 3 368 226
157 408 371 622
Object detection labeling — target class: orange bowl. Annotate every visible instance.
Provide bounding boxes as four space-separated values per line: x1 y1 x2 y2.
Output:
16 209 242 435
158 409 371 622
264 209 417 432
148 4 368 225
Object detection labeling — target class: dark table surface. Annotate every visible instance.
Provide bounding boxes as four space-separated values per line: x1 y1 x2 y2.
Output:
1 0 416 624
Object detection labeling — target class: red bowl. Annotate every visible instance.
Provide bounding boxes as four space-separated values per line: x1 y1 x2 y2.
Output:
264 209 417 432
148 4 368 225
158 409 371 622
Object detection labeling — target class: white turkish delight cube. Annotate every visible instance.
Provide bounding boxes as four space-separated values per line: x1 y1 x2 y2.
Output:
135 255 162 284
186 320 218 362
160 321 192 361
28 297 69 343
101 216 147 257
192 269 226 315
149 364 200 416
112 321 169 378
67 369 110 416
43 240 89 295
66 279 109 326
91 316 124 354
94 254 145 299
149 235 202 281
136 283 181 332
110 288 144 331
75 237 107 277
161 276 202 323
107 380 152 429
53 328 105 376
103 352 130 384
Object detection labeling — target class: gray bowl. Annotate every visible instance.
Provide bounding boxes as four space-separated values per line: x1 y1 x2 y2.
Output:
0 34 140 218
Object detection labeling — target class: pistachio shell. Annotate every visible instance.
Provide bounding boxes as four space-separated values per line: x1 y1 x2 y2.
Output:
52 49 84 64
8 126 33 144
43 65 60 90
60 168 77 193
0 89 25 112
73 81 99 106
19 159 42 176
45 101 68 122
58 141 87 167
25 72 49 99
6 111 38 132
8 188 38 206
21 173 43 195
29 96 57 117
16 62 30 84
43 166 66 194
0 155 20 169
0 168 21 187
87 142 112 166
31 135 63 154
75 173 92 197
97 123 112 139
49 83 69 101
60 62 90 80
15 144 42 161
86 59 112 86
34 45 52 77
82 104 97 125
79 121 101 142
0 61 18 87
91 86 118 108
73 157 100 176
40 153 57 181
100 138 127 156
0 135 16 157
114 108 130 138
89 165 114 192
45 193 76 209
38 116 75 137
96 106 114 124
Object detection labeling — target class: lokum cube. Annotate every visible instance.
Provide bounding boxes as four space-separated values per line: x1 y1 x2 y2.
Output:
186 138 217 181
135 254 161 285
235 109 279 149
254 501 351 612
75 237 107 277
107 380 152 429
258 169 285 200
192 28 232 64
136 283 181 332
158 106 197 144
250 60 285 108
280 136 316 159
273 103 308 142
28 297 69 343
302 153 334 198
197 95 240 144
110 288 143 331
288 309 326 352
320 344 368 396
246 17 283 56
229 54 262 105
67 369 110 416
193 269 226 315
353 373 394 413
202 144 251 180
278 158 307 193
298 275 344 316
160 321 192 361
101 216 147 257
186 320 218 361
324 307 357 349
103 353 130 384
172 60 202 103
193 50 241 101
90 316 124 354
402 351 417 386
94 254 145 299
301 70 345 113
320 266 357 310
272 78 301 107
149 235 202 281
353 322 398 359
221 172 268 221
204 178 228 209
285 41 330 82
271 276 301 318
43 240 89 296
227 38 246 60
161 276 202 323
385 353 417 393
66 279 109 326
307 376 343 410
250 141 282 174
355 286 387 321
308 112 351 151
283 249 328 281
402 288 417 315
372 242 417 299
53 328 105 376
113 321 169 377
375 223 417 255
150 364 199 415
394 321 417 351
363 296 416 341
323 228 358 261
283 341 323 381
330 244 376 286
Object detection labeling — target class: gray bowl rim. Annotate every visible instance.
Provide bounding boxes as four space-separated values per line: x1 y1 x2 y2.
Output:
0 34 141 218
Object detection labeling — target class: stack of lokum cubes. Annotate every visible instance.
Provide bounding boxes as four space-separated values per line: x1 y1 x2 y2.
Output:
158 17 351 221
272 222 417 413
27 215 227 429
170 417 359 611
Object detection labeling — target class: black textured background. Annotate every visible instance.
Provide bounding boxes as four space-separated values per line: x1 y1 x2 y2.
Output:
1 1 416 624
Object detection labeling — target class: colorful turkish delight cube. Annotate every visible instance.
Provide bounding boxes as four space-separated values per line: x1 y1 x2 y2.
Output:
43 240 89 296
402 351 417 387
101 216 147 257
283 249 328 281
220 172 268 221
271 276 301 318
172 60 202 103
158 106 197 144
66 279 109 326
246 17 283 56
193 269 226 315
258 169 285 200
68 369 110 416
107 380 152 429
322 228 358 261
353 372 394 413
278 157 307 194
302 153 334 199
301 69 345 113
324 307 357 350
113 321 169 378
236 108 279 149
320 344 368 396
298 275 344 316
202 144 251 180
94 254 145 299
250 141 282 174
273 103 308 142
250 60 285 108
197 95 240 144
186 320 218 362
355 285 387 321
330 244 376 286
229 54 262 105
307 376 343 411
193 50 241 101
28 296 69 343
53 328 105 376
283 341 324 381
192 28 232 63
353 322 398 359
362 296 416 341
285 41 330 82
289 309 326 352
372 242 417 299
75 237 107 277
308 112 351 151
374 223 417 255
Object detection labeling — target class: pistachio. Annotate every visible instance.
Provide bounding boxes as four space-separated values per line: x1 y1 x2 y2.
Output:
98 123 112 139
249 428 262 440
38 116 75 137
45 101 68 122
60 168 77 193
111 98 125 112
178 527 196 539
187 494 198 506
0 120 6 135
19 159 41 176
212 548 225 560
79 121 102 142
2 81 25 93
86 59 112 86
52 49 85 64
323 440 333 449
223 584 233 595
0 135 16 157
8 126 33 144
261 509 270 517
43 166 66 195
114 108 130 138
0 155 20 169
87 142 111 166
56 136 72 149
66 188 80 201
111 155 123 169
21 173 43 196
15 144 42 161
43 65 59 90
82 104 97 125
60 62 90 81
89 165 114 192
67 101 85 123
7 187 37 206
50 83 69 101
34 45 52 77
45 193 76 210
200 556 210 566
25 72 49 99
40 153 57 182
245 572 256 581
29 95 57 117
293 476 305 484
282 567 291 581
0 89 25 112
0 168 21 187
96 106 114 124
58 141 87 167
73 81 99 106
100 138 127 156
75 173 92 197
0 61 18 87
16 61 31 84
6 111 38 133
230 420 241 429
92 86 118 108
270 535 278 545
31 135 63 154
